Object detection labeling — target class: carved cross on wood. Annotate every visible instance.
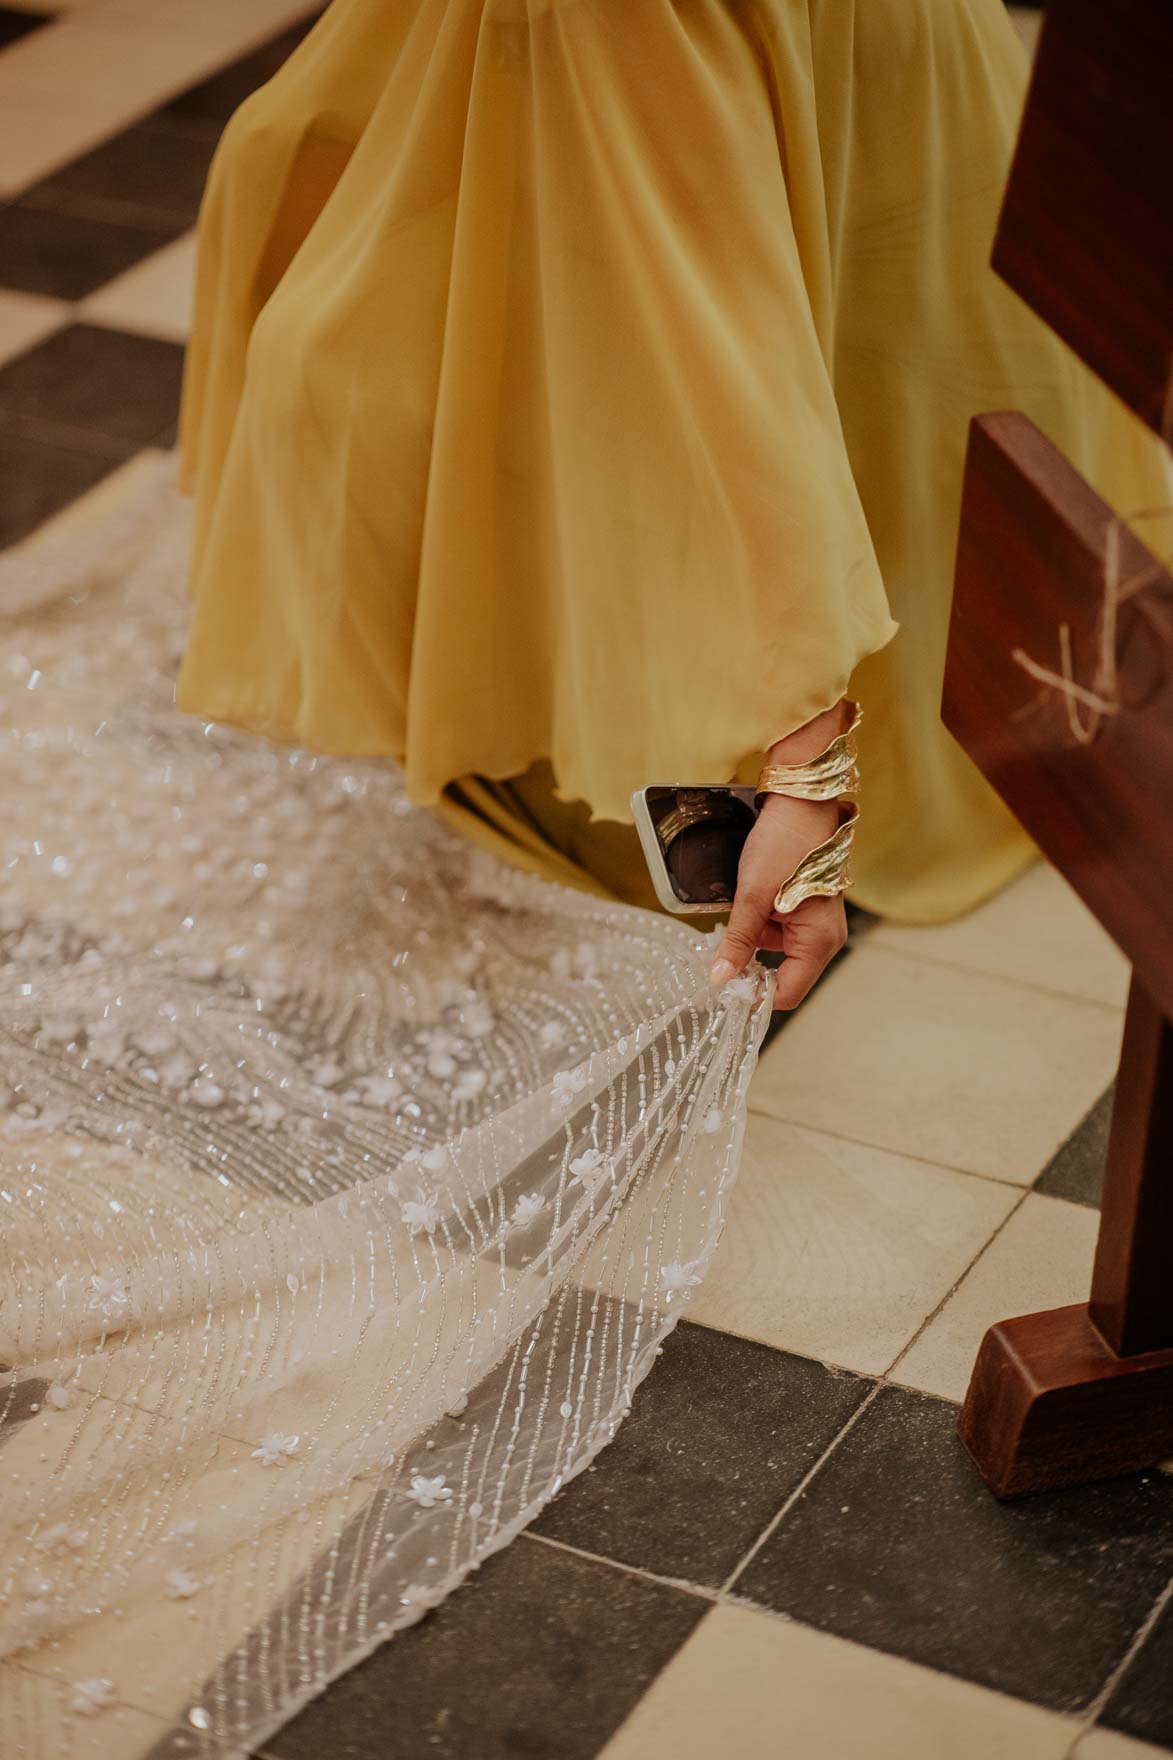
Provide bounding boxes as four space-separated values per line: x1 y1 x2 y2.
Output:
941 0 1173 1497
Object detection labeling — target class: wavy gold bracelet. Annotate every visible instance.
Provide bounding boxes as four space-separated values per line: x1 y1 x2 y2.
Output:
755 699 863 805
772 800 859 916
755 701 864 915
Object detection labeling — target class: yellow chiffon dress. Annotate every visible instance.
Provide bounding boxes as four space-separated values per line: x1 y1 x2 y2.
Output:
176 0 1165 921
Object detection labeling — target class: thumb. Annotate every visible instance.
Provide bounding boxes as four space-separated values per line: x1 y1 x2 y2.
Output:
709 883 773 986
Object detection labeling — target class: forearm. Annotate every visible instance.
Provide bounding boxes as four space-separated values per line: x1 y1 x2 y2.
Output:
711 694 854 999
764 697 849 766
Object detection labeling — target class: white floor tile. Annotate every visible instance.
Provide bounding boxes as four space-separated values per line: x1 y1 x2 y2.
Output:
891 1191 1099 1402
689 1113 1018 1376
600 1604 1078 1760
0 93 113 201
95 0 315 47
0 21 198 191
2 0 120 9
1074 1729 1173 1760
870 860 1131 1010
750 945 1123 1185
0 289 69 368
0 1659 171 1760
0 5 313 193
80 231 197 343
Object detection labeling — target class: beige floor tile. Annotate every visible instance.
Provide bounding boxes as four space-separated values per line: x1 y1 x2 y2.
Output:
0 5 312 192
96 0 316 46
0 90 118 200
750 946 1123 1184
1074 1729 1173 1759
870 860 1131 1010
688 1114 1018 1375
0 289 69 368
80 232 197 343
0 1373 377 1741
11 1474 378 1740
600 1603 1078 1760
2 0 119 9
0 1661 170 1760
4 446 174 561
0 22 201 191
891 1191 1098 1402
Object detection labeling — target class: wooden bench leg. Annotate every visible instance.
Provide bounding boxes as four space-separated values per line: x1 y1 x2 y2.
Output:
958 974 1173 1498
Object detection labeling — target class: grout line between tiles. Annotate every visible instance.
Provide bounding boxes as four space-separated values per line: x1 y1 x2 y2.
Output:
1059 1570 1173 1760
520 1529 720 1605
717 1380 885 1596
881 1184 1034 1386
742 1107 1043 1193
6 1647 172 1728
861 937 1129 1016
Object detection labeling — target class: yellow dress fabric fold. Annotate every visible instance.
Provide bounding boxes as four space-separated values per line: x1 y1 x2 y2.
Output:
177 0 1166 922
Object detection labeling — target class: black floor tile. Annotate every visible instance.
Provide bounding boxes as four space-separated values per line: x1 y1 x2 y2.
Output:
0 1371 52 1440
734 1383 1173 1715
0 200 184 300
27 117 220 226
160 12 323 123
1035 1082 1113 1207
531 1322 871 1587
0 324 185 449
1101 1587 1173 1751
0 6 51 50
0 428 131 548
264 1534 705 1760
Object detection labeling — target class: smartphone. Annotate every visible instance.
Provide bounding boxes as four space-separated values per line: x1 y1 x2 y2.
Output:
631 785 760 914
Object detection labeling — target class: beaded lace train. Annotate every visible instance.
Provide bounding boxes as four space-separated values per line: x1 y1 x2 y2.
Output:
0 457 770 1758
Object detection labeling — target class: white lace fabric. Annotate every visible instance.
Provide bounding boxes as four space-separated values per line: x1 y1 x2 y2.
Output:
0 456 770 1758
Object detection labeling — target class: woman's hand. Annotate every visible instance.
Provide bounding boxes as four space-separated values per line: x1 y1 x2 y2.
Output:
708 700 851 1011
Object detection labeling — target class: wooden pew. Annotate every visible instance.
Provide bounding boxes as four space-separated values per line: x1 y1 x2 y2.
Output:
942 0 1173 1497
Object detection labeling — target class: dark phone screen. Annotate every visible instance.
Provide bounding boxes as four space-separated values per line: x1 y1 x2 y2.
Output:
645 787 757 907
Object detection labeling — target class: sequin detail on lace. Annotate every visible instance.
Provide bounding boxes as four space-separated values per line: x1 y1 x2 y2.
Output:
0 455 770 1756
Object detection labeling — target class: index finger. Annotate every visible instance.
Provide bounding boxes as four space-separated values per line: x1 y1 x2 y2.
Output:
709 879 775 985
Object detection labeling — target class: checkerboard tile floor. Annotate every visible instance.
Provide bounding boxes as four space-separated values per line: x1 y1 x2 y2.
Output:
3 5 1171 1757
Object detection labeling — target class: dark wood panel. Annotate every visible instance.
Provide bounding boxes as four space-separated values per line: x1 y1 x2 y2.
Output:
943 410 1173 1018
993 0 1173 438
1090 975 1173 1357
958 1302 1173 1499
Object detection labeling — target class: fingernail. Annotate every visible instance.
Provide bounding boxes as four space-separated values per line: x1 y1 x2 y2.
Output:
709 958 736 987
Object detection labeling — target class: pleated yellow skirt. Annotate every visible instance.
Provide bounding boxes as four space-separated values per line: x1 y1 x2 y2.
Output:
176 0 1166 922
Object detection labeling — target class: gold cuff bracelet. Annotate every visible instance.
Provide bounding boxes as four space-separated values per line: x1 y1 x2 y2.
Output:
772 800 859 916
755 699 863 805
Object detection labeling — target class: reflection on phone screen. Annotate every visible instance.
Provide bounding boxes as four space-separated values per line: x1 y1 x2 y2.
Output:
645 788 756 906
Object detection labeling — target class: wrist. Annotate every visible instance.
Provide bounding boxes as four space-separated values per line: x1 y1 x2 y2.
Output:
766 698 848 767
758 791 840 834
